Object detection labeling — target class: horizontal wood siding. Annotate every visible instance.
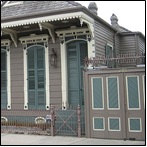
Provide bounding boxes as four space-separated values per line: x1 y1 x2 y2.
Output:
138 35 145 55
119 35 136 67
119 35 136 54
9 38 62 109
48 39 62 106
94 21 115 57
10 43 24 109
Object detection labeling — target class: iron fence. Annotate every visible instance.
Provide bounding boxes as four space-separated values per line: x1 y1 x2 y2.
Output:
1 109 51 135
84 53 145 69
1 105 85 137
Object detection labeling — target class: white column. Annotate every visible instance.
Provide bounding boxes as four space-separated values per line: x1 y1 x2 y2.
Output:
60 43 68 109
23 49 28 110
7 50 11 109
45 46 50 110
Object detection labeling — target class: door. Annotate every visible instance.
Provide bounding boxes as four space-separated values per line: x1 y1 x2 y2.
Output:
89 73 126 139
27 45 46 109
67 40 88 106
124 73 145 140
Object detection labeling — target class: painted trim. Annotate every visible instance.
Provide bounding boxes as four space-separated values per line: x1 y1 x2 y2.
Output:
3 1 23 7
108 117 121 131
60 43 68 109
2 12 94 28
22 35 50 110
126 75 141 110
91 77 104 110
58 27 95 108
93 117 105 131
128 118 142 132
142 75 145 109
106 76 120 110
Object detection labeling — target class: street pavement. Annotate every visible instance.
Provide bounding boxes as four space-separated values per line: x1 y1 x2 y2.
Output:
1 133 145 145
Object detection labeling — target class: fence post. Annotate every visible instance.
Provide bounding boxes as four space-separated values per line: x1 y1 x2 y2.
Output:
50 105 55 136
77 105 81 137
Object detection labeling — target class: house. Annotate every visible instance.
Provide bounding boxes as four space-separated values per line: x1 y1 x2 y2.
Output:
1 1 145 140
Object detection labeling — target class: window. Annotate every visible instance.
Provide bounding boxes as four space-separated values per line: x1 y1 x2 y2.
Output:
1 48 7 109
105 44 116 68
27 45 46 109
91 77 104 109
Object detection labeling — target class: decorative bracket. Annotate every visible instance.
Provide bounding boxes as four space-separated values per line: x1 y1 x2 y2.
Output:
79 18 94 39
39 22 55 43
1 28 17 47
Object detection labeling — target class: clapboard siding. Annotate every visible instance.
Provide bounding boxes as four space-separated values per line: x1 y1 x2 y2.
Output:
94 21 115 57
48 41 62 106
119 35 136 54
138 35 145 55
10 43 24 109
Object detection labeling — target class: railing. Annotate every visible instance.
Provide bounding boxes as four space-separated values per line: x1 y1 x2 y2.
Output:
1 105 85 137
1 109 51 135
84 53 145 69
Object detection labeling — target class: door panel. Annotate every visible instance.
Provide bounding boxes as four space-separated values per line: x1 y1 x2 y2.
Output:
90 74 126 139
124 73 145 140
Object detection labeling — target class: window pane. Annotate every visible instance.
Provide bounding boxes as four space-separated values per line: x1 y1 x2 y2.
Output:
107 77 119 109
127 77 139 108
92 78 103 109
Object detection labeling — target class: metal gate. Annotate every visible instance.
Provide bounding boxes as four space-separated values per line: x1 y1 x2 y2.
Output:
53 105 85 136
84 67 145 140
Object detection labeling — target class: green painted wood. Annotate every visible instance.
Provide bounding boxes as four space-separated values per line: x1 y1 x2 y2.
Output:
108 77 119 108
130 119 141 131
1 49 7 109
93 78 103 108
27 45 45 109
94 118 104 130
109 118 119 130
67 41 87 106
127 77 139 108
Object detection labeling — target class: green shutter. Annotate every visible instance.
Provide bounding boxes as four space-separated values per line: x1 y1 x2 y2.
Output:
1 49 7 109
127 76 139 109
105 44 115 68
27 46 45 109
92 78 103 109
107 77 119 109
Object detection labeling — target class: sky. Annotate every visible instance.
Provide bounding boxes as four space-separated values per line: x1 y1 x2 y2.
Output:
75 1 145 35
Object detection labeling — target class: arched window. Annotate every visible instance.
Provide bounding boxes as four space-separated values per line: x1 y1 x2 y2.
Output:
27 45 46 109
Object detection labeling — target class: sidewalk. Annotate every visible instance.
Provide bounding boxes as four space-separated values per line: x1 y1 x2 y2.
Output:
1 133 145 145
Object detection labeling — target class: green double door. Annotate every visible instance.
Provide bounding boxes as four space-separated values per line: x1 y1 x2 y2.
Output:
67 40 88 106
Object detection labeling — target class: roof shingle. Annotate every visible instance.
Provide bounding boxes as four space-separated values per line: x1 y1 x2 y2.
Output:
1 1 82 19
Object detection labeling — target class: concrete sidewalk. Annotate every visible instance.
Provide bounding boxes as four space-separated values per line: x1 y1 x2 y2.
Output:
1 133 145 145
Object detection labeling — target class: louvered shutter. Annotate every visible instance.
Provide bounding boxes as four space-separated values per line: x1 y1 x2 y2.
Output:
105 44 113 68
27 46 45 109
